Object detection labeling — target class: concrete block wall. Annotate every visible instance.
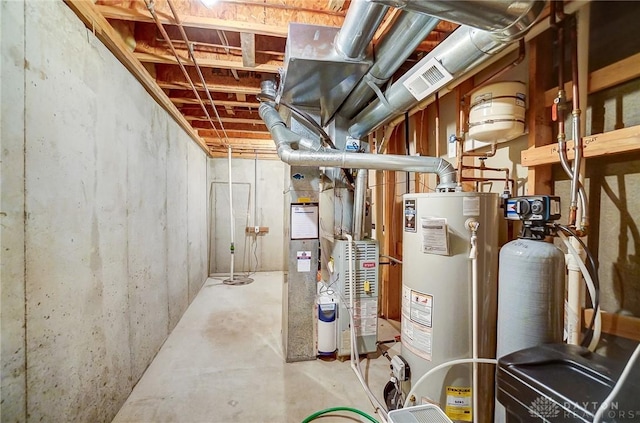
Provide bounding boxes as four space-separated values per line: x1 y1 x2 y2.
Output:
208 158 286 273
1 2 208 422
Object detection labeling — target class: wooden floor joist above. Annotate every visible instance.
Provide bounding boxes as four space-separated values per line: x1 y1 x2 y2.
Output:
69 0 453 156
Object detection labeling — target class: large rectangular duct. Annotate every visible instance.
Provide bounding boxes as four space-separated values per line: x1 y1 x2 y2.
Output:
279 23 373 126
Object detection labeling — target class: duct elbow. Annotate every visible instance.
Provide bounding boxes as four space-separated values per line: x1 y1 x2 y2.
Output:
435 159 458 191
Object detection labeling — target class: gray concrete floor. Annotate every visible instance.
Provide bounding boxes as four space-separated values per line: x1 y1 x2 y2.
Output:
113 271 400 423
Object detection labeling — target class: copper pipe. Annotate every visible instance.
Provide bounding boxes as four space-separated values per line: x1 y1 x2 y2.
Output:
143 0 222 144
166 0 231 145
461 164 512 193
461 176 515 190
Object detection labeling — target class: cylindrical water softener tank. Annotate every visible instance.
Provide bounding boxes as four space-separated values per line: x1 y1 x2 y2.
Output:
468 81 526 143
401 192 499 423
496 239 565 358
494 239 565 423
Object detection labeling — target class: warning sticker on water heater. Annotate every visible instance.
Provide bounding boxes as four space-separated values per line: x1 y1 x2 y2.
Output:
410 291 433 327
421 217 449 255
402 316 433 361
445 386 472 422
401 286 434 361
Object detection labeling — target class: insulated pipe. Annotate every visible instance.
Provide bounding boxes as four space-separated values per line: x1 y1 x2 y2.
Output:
370 0 545 42
259 99 458 190
339 13 441 118
349 27 507 138
353 169 368 241
335 0 389 60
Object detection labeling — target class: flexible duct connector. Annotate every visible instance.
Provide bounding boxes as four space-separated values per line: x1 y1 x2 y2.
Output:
258 101 457 191
335 0 389 60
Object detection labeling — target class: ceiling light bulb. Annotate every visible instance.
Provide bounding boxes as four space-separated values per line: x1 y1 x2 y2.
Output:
200 0 218 8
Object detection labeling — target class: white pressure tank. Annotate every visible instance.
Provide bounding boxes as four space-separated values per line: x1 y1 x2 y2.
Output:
468 81 526 142
401 192 499 423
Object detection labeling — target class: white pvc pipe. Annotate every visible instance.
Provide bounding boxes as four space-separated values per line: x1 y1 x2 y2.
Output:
559 232 601 352
403 358 498 409
469 225 479 422
228 146 235 281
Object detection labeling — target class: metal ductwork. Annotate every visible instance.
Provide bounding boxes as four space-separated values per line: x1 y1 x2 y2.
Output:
338 12 441 119
348 0 545 138
335 0 389 59
371 0 545 42
259 97 458 191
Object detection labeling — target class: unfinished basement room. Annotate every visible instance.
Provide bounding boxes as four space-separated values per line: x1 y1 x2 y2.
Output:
2 0 640 422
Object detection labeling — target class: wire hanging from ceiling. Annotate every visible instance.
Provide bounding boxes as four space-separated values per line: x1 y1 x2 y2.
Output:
166 0 232 146
143 0 227 146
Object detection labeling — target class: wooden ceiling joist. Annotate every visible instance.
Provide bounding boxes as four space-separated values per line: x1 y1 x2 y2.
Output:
186 116 264 125
209 151 278 160
203 137 274 147
155 65 263 88
190 121 267 131
97 4 289 37
198 129 270 139
171 97 257 108
134 51 281 73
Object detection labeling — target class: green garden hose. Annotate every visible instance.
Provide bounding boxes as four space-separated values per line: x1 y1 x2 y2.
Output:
301 406 378 423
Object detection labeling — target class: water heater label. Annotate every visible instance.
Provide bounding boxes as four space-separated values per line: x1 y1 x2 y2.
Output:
402 286 434 361
421 217 450 255
404 199 416 232
401 317 433 361
445 386 472 421
462 196 480 216
410 291 433 328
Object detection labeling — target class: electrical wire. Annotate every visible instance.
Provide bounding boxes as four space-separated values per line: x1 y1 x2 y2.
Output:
166 0 231 146
301 406 379 423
